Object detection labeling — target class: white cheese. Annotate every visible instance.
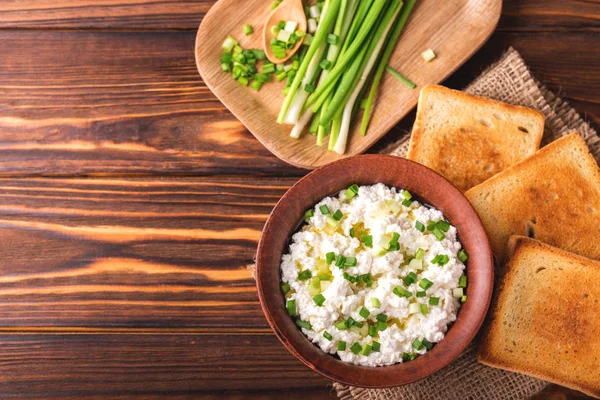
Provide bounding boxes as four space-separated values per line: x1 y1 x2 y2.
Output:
280 184 466 367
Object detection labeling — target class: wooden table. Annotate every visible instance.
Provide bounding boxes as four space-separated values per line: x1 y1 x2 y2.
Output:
0 1 597 398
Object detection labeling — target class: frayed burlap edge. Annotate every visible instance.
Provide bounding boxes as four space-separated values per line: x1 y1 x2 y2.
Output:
334 47 599 400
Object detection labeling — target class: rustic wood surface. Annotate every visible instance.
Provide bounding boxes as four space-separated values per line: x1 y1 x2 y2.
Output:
0 0 598 398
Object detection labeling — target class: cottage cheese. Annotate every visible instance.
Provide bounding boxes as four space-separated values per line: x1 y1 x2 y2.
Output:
280 184 467 367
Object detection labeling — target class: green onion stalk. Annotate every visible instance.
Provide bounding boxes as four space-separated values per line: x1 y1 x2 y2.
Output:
333 0 403 154
284 1 331 128
306 0 388 110
277 0 341 124
360 0 416 136
291 0 358 140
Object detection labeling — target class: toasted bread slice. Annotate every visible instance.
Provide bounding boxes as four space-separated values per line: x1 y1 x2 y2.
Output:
466 132 600 264
478 236 600 398
407 85 544 191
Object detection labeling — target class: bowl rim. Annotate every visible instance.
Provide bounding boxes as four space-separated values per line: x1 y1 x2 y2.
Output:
256 154 494 387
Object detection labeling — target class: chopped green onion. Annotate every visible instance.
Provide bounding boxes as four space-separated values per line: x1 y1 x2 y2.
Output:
222 35 238 52
313 294 326 306
238 76 249 86
233 45 243 54
361 235 373 248
372 341 381 352
422 338 433 350
343 272 358 283
326 252 335 264
319 204 330 214
419 278 433 290
416 291 426 298
296 319 312 330
459 275 468 288
345 317 355 328
337 340 347 351
376 320 388 331
242 24 254 35
349 227 355 238
376 313 387 322
344 257 357 267
323 331 333 341
407 259 421 272
281 282 291 295
408 303 421 314
262 63 275 74
271 0 281 10
438 255 449 266
422 48 436 62
345 184 359 199
403 272 418 286
402 199 412 207
332 209 343 221
402 190 412 200
286 299 297 316
335 255 346 268
252 48 266 60
361 344 372 356
359 307 370 319
415 248 425 260
402 352 417 361
298 269 312 281
385 65 416 89
415 221 425 232
412 338 424 351
275 71 287 81
420 304 429 315
250 80 263 91
352 320 363 328
304 209 314 222
368 325 377 337
221 63 230 72
393 286 411 298
429 297 440 306
436 220 451 232
327 33 339 45
432 227 446 241
461 295 468 303
296 319 312 331
453 287 464 298
335 320 348 330
458 249 469 263
350 343 362 354
371 298 381 308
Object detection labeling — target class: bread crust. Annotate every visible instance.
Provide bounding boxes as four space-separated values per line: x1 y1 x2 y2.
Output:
466 132 600 264
478 236 600 398
407 84 545 191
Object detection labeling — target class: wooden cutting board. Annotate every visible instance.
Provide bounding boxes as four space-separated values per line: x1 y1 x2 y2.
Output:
195 0 502 169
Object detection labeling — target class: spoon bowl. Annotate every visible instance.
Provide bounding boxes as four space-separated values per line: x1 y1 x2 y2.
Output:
263 0 307 64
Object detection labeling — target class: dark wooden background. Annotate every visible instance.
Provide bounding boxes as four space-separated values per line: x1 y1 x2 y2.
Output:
0 1 597 398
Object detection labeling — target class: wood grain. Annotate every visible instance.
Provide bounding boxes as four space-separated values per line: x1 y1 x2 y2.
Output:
0 0 598 398
196 0 502 169
0 0 597 31
0 332 331 396
0 29 597 176
0 176 296 328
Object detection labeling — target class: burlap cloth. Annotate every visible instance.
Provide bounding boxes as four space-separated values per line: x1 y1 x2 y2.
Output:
250 47 600 399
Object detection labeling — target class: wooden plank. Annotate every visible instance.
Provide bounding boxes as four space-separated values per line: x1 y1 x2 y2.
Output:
0 30 597 176
0 0 597 31
0 30 303 177
0 176 300 328
0 332 331 395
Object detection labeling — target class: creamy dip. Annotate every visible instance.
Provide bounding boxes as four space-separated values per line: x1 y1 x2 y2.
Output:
280 183 468 367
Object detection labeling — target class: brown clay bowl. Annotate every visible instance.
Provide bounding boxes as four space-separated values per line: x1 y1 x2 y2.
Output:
256 154 493 387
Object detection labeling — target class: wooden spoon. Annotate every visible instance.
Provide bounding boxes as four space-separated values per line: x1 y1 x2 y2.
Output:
263 0 307 64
